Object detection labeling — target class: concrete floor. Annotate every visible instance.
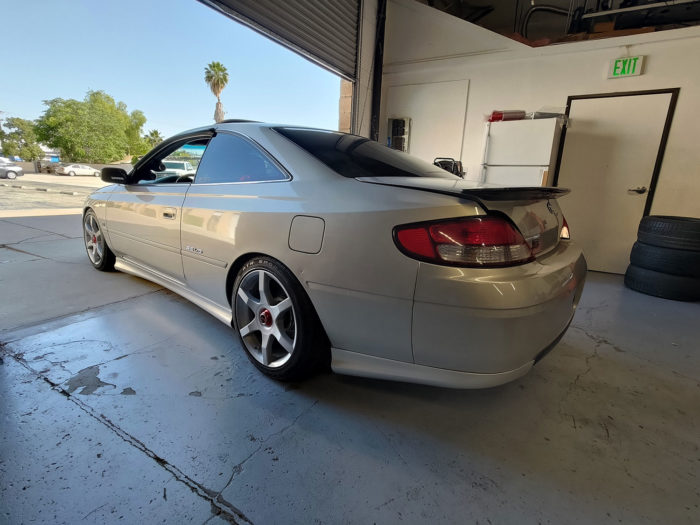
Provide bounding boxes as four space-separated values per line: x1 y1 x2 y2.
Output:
1 213 699 524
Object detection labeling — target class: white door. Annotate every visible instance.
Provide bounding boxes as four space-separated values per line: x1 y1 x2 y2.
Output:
557 93 673 274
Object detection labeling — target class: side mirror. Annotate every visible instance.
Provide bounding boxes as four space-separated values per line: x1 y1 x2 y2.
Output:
101 167 129 184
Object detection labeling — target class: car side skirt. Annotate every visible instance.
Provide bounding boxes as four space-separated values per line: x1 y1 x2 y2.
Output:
114 257 232 326
330 348 533 389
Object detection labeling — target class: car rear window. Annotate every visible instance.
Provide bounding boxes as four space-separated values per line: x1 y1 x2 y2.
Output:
274 128 455 179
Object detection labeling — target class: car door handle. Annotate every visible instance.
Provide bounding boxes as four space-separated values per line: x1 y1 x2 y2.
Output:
162 208 177 219
627 187 647 194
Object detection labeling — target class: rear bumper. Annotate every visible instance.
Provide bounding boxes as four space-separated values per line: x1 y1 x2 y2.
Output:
331 348 534 389
412 240 586 374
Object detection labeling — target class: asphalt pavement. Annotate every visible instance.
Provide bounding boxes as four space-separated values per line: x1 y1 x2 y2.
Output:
0 173 106 212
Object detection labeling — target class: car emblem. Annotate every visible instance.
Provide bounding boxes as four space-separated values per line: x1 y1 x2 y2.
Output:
546 200 555 215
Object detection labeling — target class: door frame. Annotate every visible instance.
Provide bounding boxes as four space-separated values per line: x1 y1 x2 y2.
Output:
552 88 680 216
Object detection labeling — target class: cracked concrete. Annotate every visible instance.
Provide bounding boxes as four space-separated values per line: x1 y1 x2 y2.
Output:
1 214 699 524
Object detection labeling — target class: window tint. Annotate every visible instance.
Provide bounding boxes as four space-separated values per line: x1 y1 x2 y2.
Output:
135 137 208 184
274 128 455 179
195 133 287 184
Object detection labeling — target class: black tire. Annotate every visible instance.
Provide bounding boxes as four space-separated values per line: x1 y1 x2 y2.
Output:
630 241 700 278
83 209 116 271
232 256 329 381
69 171 75 176
624 264 700 302
638 216 700 251
6 171 17 180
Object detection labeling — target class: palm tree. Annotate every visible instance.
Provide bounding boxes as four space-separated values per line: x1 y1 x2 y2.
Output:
145 129 163 148
204 61 229 123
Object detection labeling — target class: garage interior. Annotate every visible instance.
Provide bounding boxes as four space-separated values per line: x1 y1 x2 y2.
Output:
2 1 699 523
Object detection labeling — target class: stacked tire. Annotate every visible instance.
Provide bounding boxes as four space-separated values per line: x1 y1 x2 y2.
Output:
624 216 700 302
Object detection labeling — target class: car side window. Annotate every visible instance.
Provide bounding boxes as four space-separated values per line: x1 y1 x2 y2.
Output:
136 138 209 185
195 133 287 184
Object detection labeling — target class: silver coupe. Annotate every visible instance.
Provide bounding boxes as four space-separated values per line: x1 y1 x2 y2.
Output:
85 121 586 388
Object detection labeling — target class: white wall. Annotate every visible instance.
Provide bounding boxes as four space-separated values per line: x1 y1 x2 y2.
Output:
381 0 700 217
384 80 469 160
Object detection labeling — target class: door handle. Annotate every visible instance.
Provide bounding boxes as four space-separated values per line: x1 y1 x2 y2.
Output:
627 187 647 194
162 207 177 219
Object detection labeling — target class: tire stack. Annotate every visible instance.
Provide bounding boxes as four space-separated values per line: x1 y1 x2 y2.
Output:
624 216 700 302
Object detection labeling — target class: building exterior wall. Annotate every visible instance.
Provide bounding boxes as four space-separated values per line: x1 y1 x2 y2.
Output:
339 79 353 133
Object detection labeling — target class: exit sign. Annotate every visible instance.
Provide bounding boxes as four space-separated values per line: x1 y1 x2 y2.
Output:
608 56 645 79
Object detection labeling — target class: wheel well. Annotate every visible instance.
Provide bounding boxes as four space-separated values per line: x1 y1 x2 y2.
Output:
225 252 265 306
225 252 332 359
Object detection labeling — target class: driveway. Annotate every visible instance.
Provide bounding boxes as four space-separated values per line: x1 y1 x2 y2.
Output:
1 213 699 524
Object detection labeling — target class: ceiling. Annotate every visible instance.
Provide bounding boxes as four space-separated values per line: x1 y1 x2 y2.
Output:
418 0 700 46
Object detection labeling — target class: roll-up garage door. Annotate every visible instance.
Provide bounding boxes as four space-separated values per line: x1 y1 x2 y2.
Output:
198 0 360 80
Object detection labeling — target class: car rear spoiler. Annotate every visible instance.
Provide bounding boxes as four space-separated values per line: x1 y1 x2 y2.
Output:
355 176 569 208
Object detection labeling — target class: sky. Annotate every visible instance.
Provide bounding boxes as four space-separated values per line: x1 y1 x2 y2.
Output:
0 0 341 138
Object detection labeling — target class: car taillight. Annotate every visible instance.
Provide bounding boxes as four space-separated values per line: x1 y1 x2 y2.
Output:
560 216 570 240
394 216 534 267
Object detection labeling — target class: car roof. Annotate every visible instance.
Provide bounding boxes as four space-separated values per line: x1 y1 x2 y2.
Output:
170 121 334 139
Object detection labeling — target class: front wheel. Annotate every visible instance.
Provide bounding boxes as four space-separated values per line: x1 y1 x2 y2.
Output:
6 171 17 180
232 256 328 381
83 210 115 271
69 171 75 176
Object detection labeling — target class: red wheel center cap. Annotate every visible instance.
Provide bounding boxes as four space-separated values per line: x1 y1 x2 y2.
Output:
92 236 97 243
259 308 273 327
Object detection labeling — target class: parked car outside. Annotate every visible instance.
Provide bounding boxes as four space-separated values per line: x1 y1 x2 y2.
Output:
56 164 101 177
85 121 586 389
0 162 24 179
38 160 61 173
160 160 196 178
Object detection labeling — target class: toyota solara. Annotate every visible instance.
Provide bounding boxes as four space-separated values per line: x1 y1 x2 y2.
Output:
85 121 586 388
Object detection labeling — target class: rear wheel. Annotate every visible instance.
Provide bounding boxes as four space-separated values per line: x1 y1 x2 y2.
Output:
83 210 115 271
232 256 327 381
69 171 76 176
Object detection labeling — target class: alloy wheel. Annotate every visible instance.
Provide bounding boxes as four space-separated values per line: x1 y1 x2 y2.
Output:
235 269 297 368
84 214 105 266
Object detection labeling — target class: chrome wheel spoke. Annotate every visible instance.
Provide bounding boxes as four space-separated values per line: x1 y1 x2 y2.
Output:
270 297 291 317
258 270 273 306
260 332 273 365
239 319 258 338
237 287 259 311
273 329 294 354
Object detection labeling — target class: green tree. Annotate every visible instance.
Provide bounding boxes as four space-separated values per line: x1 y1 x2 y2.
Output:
1 117 44 160
204 61 229 123
35 90 150 163
125 110 149 156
